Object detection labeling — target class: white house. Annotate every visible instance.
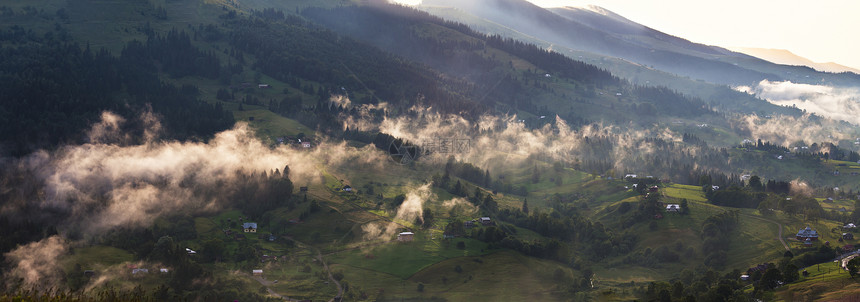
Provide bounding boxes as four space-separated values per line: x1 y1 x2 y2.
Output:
397 232 414 242
666 204 680 213
253 269 263 276
243 222 258 233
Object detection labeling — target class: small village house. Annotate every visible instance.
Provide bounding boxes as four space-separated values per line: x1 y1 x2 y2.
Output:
796 226 819 241
253 269 263 276
666 204 680 213
397 232 414 242
243 222 258 233
480 217 493 226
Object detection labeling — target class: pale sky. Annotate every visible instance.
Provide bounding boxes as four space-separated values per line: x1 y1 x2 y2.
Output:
524 0 860 70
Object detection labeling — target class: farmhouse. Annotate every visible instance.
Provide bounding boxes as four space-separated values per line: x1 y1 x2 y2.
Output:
397 232 414 242
844 233 855 240
301 141 312 148
252 269 263 276
666 204 680 213
845 223 857 229
464 220 475 228
132 268 149 275
796 226 819 241
342 185 352 192
480 217 493 226
243 222 258 233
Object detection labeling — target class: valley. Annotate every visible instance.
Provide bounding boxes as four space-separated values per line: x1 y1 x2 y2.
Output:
1 0 860 301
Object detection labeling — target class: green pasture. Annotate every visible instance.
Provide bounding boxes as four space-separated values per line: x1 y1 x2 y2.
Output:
326 231 491 279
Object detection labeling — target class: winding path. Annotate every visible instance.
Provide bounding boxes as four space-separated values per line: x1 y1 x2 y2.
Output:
740 214 790 251
282 236 344 302
252 275 297 301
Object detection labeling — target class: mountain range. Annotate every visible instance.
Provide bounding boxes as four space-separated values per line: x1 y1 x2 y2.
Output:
419 0 860 88
730 47 860 74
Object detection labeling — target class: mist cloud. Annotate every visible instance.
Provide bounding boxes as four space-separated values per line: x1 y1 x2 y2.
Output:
737 80 860 125
348 106 688 175
24 113 394 236
362 183 434 241
3 236 68 290
731 113 853 147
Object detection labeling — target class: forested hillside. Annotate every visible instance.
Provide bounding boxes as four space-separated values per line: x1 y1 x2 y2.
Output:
2 1 860 301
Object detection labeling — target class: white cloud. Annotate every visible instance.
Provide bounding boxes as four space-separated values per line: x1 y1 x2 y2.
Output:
738 80 860 125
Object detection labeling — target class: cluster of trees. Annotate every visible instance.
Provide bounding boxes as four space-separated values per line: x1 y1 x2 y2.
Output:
632 85 711 117
0 26 233 156
706 186 768 208
224 12 482 121
232 166 294 219
638 268 749 302
700 211 739 269
495 207 637 261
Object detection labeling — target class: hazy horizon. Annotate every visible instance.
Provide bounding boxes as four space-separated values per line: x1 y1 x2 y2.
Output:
524 0 860 71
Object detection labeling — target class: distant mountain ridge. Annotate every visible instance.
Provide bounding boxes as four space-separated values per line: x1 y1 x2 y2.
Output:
730 47 860 74
419 0 860 87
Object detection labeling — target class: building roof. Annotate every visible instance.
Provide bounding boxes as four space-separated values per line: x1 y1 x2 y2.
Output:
797 226 819 238
480 217 491 221
399 232 414 235
243 222 258 229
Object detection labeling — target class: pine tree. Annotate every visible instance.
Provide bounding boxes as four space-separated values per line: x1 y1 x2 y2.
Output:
522 198 529 214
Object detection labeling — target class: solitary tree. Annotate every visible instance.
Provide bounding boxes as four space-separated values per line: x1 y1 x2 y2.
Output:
848 257 860 278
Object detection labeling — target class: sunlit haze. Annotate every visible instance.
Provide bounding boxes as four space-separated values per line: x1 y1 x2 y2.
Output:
517 0 860 71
